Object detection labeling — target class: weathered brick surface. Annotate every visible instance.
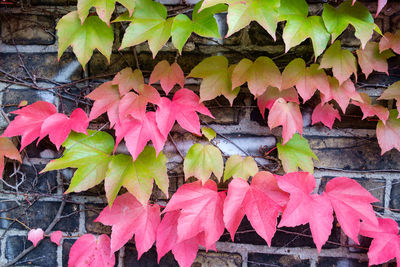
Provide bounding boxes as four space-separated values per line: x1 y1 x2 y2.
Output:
248 253 310 267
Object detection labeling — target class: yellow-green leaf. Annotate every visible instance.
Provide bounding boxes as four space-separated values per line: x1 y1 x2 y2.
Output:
201 127 216 141
223 155 258 181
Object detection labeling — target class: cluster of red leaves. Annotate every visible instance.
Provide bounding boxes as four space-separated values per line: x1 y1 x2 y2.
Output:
65 172 399 267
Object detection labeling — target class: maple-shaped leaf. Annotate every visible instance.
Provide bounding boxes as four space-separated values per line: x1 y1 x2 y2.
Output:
322 0 375 49
257 87 299 118
356 42 394 78
380 30 400 54
50 231 63 246
376 109 400 154
156 89 213 137
280 58 306 91
268 98 303 144
115 112 166 161
149 61 184 95
2 101 57 150
320 41 357 85
183 143 223 183
163 180 225 250
294 63 331 102
323 176 379 243
311 103 341 129
276 172 333 252
359 217 400 266
277 134 318 173
57 11 113 68
28 228 44 247
39 108 89 150
231 57 281 97
120 0 172 57
95 193 160 255
279 0 329 57
112 67 144 96
188 56 240 104
322 77 361 113
377 81 400 116
0 137 21 179
41 130 114 193
77 0 136 25
352 93 389 122
104 146 168 206
68 234 115 267
223 155 258 181
224 172 289 245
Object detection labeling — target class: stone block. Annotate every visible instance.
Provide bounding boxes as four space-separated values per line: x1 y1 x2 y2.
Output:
1 14 55 45
316 257 369 267
390 180 400 213
31 0 76 5
194 251 242 267
85 203 111 234
124 245 179 266
248 253 309 267
62 239 75 267
6 236 57 266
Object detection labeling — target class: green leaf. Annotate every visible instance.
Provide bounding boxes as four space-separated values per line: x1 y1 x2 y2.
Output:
57 11 114 68
279 0 308 21
201 127 216 141
171 14 193 54
120 0 172 57
192 2 226 38
322 0 376 49
78 0 136 24
223 155 258 181
277 133 318 173
112 11 134 22
104 146 168 206
183 143 223 183
41 130 114 193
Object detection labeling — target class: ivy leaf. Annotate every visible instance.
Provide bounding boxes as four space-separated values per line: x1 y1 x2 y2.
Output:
96 193 160 256
380 30 400 54
163 180 226 250
50 231 63 246
311 103 341 129
68 234 115 267
277 134 318 173
41 130 114 193
28 228 44 247
77 0 136 25
224 172 289 245
296 64 331 102
201 127 216 142
322 77 361 113
322 0 375 49
376 109 400 154
120 0 172 57
276 172 333 252
377 81 400 116
149 60 185 95
112 67 144 96
171 14 193 54
57 11 113 68
0 137 22 179
223 155 258 181
356 42 395 78
320 41 357 85
352 93 389 122
257 87 299 118
268 98 303 145
231 57 281 97
323 176 379 244
281 58 306 91
104 146 168 206
188 56 239 104
183 143 223 183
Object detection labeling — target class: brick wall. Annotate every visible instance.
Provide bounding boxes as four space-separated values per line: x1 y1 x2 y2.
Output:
0 0 400 266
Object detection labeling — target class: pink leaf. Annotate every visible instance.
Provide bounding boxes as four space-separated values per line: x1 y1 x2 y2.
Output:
112 67 144 95
257 87 299 118
0 137 22 179
311 103 341 129
322 78 362 113
50 231 63 246
28 228 44 247
150 60 185 95
68 234 115 267
380 30 400 54
352 93 389 123
376 109 400 154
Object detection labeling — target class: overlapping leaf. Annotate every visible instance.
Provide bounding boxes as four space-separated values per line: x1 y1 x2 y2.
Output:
351 93 389 122
112 67 144 95
376 109 400 154
0 137 21 179
149 60 184 95
321 77 361 113
377 81 400 116
380 30 400 54
257 87 299 118
311 103 341 129
356 42 394 78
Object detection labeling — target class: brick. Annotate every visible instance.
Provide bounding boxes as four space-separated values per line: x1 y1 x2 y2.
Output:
1 14 55 45
85 204 111 234
248 22 282 46
0 201 79 231
390 180 400 213
316 257 368 267
308 136 400 171
201 94 247 125
194 251 242 267
2 89 56 114
31 0 77 5
124 245 179 266
248 253 309 267
62 239 75 267
6 236 57 266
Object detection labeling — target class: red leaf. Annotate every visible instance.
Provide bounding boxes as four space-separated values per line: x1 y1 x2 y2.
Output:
28 228 44 247
323 177 379 244
268 98 303 144
50 231 63 246
276 172 333 252
0 137 22 178
351 93 389 123
311 103 341 129
163 180 225 250
223 172 289 245
360 217 400 266
68 234 115 267
2 101 57 150
322 78 362 112
150 60 185 95
257 87 299 118
95 193 160 257
156 89 213 137
112 67 144 95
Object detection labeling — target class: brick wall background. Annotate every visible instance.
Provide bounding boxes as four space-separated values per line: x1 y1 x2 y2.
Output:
1 0 400 266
